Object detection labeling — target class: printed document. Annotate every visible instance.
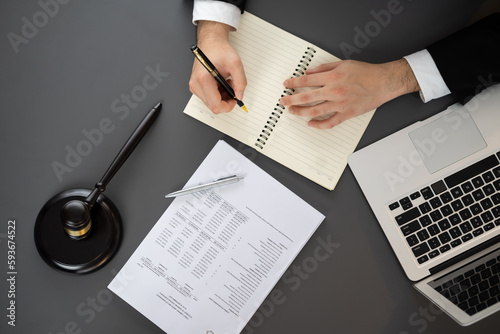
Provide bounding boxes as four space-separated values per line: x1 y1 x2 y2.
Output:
109 140 324 334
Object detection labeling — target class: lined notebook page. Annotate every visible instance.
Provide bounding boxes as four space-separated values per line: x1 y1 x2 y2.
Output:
183 12 374 190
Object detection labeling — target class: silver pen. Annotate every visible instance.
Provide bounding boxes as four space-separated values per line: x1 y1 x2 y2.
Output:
164 175 244 198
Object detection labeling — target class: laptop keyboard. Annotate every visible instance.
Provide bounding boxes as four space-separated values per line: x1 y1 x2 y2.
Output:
433 249 500 316
388 152 500 265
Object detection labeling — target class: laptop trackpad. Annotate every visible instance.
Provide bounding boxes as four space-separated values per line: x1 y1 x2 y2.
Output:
409 108 486 174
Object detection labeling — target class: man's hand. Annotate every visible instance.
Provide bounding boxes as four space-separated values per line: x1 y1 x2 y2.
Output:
189 21 247 114
279 59 420 129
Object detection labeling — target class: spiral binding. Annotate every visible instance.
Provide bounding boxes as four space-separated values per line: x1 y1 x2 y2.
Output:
255 47 316 149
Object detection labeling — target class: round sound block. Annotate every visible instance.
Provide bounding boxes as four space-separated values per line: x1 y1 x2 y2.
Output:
34 188 122 274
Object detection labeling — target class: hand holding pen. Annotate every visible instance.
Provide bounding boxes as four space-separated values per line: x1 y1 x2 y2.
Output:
188 21 247 114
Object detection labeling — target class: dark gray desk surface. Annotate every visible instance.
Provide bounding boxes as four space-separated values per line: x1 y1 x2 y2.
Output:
1 0 499 333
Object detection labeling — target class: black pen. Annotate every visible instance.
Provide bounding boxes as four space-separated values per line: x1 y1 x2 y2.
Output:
191 45 248 112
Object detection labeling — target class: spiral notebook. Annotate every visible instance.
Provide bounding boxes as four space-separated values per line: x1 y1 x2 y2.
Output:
184 12 375 190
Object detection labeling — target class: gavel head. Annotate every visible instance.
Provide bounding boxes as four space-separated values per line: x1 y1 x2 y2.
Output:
61 200 92 240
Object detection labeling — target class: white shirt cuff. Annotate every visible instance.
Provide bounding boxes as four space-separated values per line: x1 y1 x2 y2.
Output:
193 0 242 31
404 49 451 103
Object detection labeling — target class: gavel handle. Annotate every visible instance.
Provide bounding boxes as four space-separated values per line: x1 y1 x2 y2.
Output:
85 102 162 207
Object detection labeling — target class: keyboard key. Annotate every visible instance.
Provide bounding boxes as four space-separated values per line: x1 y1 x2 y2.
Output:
469 295 480 307
492 263 500 274
490 285 500 297
473 189 485 201
462 194 474 206
479 282 490 294
438 219 451 231
452 273 463 283
417 229 430 242
493 206 500 218
467 285 479 298
477 302 488 312
400 196 410 206
428 224 440 236
451 199 464 212
432 180 447 195
482 211 494 223
465 270 475 277
450 283 462 296
486 298 498 307
470 274 481 284
438 231 451 244
429 250 440 258
401 220 421 236
449 227 462 239
449 213 461 225
458 291 469 303
487 258 497 266
484 223 495 231
460 278 472 290
440 192 453 204
395 207 421 226
412 243 430 257
479 280 490 292
440 244 451 253
483 171 494 183
462 181 474 193
402 202 413 210
460 221 473 233
430 197 443 209
482 268 492 280
493 194 500 205
451 239 462 248
494 180 500 191
462 233 473 242
494 166 500 178
458 301 469 311
441 287 450 297
451 186 464 198
441 204 453 217
472 176 485 188
459 208 472 220
470 217 483 228
410 192 421 200
445 155 499 188
473 228 484 237
430 210 443 222
466 307 476 315
389 202 400 210
479 290 490 302
476 264 486 272
406 234 419 247
471 203 483 216
428 237 441 249
443 280 453 289
419 202 432 214
419 215 432 227
489 275 499 286
483 184 495 196
418 255 429 264
481 198 493 211
421 187 434 200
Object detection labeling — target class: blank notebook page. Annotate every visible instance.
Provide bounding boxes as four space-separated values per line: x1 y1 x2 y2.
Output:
184 12 375 190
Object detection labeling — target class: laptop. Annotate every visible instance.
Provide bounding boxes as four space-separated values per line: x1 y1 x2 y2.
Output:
348 86 500 326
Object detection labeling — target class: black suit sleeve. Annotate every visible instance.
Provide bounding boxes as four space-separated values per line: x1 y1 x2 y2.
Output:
216 0 246 14
427 13 500 104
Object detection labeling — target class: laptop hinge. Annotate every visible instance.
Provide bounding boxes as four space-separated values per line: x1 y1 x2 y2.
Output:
429 235 500 275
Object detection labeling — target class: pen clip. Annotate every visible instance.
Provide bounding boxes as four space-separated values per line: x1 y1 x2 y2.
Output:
216 175 238 181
